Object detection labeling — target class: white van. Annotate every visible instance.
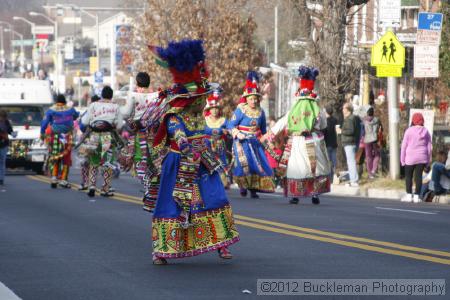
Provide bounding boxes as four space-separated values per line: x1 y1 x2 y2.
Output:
0 78 53 174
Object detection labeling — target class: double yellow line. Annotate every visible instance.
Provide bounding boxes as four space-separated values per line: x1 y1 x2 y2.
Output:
27 175 450 266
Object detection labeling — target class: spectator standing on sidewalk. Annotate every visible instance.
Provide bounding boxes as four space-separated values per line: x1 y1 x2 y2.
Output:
400 112 432 203
363 107 381 179
340 103 360 187
322 105 338 182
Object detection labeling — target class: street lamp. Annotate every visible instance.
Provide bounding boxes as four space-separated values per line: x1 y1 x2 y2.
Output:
0 21 13 59
0 26 4 60
13 16 36 72
12 16 36 31
29 11 59 92
70 5 100 72
4 28 24 67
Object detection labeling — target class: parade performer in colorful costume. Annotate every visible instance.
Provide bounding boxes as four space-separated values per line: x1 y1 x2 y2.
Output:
228 72 275 198
78 95 100 190
120 72 159 203
41 94 79 188
204 88 231 188
80 86 123 197
268 66 330 204
146 40 239 265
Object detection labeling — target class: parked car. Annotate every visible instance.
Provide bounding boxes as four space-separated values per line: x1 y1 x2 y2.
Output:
0 78 53 174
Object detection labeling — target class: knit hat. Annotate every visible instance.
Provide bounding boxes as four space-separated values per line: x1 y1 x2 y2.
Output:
411 112 424 126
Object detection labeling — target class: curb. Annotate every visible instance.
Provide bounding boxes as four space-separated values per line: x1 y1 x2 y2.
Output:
329 185 450 204
229 184 450 204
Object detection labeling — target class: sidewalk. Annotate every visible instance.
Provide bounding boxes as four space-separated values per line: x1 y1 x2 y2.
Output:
229 180 450 204
328 184 450 204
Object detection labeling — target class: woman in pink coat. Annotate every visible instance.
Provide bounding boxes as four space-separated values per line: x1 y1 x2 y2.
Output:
400 112 432 203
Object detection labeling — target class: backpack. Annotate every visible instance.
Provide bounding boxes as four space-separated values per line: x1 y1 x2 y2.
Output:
363 117 379 144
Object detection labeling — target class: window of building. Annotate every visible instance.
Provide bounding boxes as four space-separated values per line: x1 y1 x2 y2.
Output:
401 9 408 29
413 9 418 28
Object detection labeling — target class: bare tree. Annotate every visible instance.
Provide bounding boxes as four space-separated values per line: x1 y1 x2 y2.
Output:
133 0 260 116
293 0 370 109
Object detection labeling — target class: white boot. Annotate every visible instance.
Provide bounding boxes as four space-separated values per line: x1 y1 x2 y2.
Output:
401 193 412 202
413 194 421 203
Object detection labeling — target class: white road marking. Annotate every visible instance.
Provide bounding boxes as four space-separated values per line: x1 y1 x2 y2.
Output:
0 282 21 300
375 207 438 215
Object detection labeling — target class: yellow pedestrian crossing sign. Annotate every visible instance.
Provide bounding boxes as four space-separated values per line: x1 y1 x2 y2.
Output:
371 31 405 67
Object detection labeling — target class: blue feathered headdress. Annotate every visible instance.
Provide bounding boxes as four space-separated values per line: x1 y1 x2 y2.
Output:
298 66 319 80
148 39 211 98
246 71 260 83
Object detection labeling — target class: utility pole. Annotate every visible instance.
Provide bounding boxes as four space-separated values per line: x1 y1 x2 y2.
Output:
387 27 400 180
0 27 4 61
274 5 278 64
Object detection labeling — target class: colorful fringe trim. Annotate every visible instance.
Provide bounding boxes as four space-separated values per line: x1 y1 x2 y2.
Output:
152 205 239 258
283 175 331 197
233 175 275 193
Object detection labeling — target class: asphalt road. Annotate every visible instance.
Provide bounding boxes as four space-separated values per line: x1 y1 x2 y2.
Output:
1 169 450 300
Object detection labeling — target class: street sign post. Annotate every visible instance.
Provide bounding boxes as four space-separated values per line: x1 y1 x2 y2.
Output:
378 0 401 28
371 31 405 67
64 43 74 60
371 29 403 180
94 71 103 83
414 45 440 78
89 57 98 74
376 65 403 77
416 12 443 45
32 25 54 35
418 12 443 30
12 39 34 47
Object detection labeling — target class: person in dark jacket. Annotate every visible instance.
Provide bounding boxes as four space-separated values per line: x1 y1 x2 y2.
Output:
0 110 14 185
340 103 360 186
323 105 338 182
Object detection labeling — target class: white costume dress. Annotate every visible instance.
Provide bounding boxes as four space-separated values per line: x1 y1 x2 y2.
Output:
270 102 331 197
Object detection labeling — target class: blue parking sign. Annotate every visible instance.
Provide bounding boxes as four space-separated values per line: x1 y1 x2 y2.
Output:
418 13 443 31
94 71 103 83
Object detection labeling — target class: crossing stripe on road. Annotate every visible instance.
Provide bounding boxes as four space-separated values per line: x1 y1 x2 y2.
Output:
27 175 450 266
0 281 21 300
375 207 438 215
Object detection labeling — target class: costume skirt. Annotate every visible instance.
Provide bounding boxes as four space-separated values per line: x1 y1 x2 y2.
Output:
232 137 274 192
279 132 331 197
152 152 239 258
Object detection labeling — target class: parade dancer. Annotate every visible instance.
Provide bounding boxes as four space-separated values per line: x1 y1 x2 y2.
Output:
78 95 100 190
81 86 123 197
228 71 275 198
147 40 239 265
267 66 330 205
41 94 79 188
204 88 231 188
120 72 159 204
